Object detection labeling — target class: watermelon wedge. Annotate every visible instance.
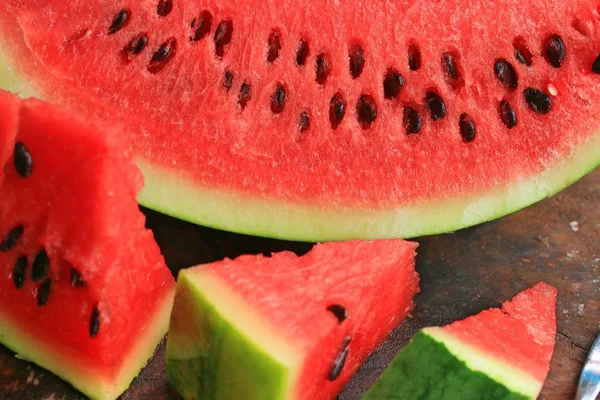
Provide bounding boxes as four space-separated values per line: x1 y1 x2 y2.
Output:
166 240 419 400
0 91 176 400
363 283 557 400
1 1 600 241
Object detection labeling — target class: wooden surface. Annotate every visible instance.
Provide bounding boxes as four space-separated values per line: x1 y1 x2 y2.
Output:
1 168 599 400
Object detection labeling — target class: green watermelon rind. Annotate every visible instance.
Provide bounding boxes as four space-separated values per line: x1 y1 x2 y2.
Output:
0 293 174 400
1 43 599 241
166 269 300 400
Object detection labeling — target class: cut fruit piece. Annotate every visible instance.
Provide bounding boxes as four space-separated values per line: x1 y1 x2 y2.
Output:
363 283 557 400
1 1 600 241
0 91 176 400
166 240 419 400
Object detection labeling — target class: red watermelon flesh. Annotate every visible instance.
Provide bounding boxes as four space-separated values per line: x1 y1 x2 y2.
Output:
0 91 175 400
166 239 419 400
1 0 600 240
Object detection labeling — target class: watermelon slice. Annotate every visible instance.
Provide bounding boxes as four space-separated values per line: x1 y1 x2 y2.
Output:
363 283 557 400
0 91 176 400
166 239 419 400
1 1 600 241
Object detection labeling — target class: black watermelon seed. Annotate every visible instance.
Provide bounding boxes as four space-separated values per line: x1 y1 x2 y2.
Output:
442 52 459 81
494 59 518 89
499 100 518 129
356 95 378 129
90 306 100 338
298 111 310 133
148 39 176 73
108 9 130 35
593 55 600 74
328 337 351 381
238 82 251 109
329 93 346 130
32 250 50 282
0 225 24 252
403 107 422 134
545 35 566 68
349 44 365 79
70 268 85 287
14 142 33 178
327 304 348 323
37 279 51 306
271 83 286 114
296 40 309 66
408 44 421 71
316 54 330 85
425 92 446 120
223 70 234 91
459 113 476 143
214 20 233 57
513 39 533 66
13 256 27 289
524 88 552 114
190 11 212 42
267 29 282 63
383 68 404 99
124 34 149 56
156 0 173 16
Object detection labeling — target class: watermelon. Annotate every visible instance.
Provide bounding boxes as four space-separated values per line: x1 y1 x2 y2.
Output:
1 1 600 241
363 282 557 400
0 91 176 400
166 239 419 400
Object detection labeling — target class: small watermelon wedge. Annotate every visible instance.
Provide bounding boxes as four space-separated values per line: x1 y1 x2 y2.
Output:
0 91 176 400
166 240 419 400
1 0 600 241
363 282 557 400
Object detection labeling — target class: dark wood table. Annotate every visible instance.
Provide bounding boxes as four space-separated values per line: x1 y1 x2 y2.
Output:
1 168 599 399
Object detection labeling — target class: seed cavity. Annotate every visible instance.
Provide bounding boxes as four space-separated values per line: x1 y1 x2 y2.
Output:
13 256 27 289
70 268 85 287
90 306 100 338
408 44 421 71
190 11 212 42
572 18 594 37
156 0 173 16
329 93 346 130
271 83 286 114
328 337 351 381
14 142 33 178
442 52 459 81
383 68 404 99
108 9 130 35
544 35 566 68
356 95 378 129
513 38 533 66
223 70 234 91
298 111 310 133
349 43 365 79
148 38 177 74
524 88 552 115
214 20 233 57
327 304 348 323
238 82 251 109
1 225 24 252
494 59 518 89
32 250 50 282
593 55 600 74
425 92 447 121
296 40 309 66
316 53 331 85
37 279 51 307
122 33 148 59
459 113 476 143
403 107 422 134
499 100 518 129
267 29 282 63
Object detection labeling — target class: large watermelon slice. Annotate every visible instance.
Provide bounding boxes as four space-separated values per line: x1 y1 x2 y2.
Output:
0 91 176 400
363 282 557 399
166 239 419 400
1 1 600 240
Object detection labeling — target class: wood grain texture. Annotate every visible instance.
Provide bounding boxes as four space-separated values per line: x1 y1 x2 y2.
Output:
1 168 599 400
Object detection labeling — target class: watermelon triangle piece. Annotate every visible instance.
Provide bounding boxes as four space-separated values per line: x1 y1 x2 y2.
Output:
0 91 176 400
166 239 420 400
363 282 557 400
